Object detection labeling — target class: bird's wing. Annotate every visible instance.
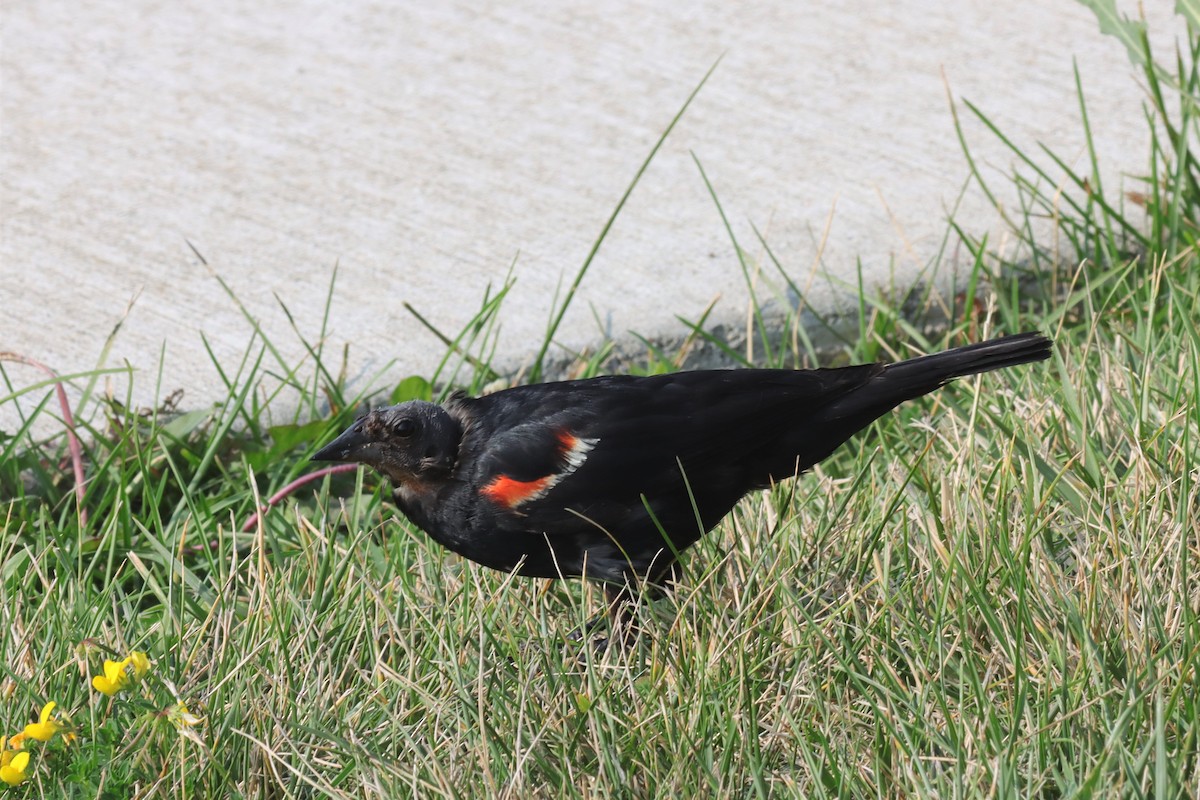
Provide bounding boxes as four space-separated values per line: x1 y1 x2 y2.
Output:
468 412 604 512
456 366 880 534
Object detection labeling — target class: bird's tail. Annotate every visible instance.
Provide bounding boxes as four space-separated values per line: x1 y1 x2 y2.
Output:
772 332 1050 480
882 331 1053 386
824 332 1052 431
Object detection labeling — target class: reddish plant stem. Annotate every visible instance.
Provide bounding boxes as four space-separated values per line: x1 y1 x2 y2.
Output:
241 463 361 532
1 352 88 525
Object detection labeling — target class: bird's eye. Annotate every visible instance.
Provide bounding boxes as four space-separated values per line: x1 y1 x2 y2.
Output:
393 418 417 437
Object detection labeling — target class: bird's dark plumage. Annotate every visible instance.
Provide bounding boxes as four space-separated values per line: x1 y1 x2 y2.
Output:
313 333 1051 602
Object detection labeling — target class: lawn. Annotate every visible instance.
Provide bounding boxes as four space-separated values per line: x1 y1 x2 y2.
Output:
2 7 1198 799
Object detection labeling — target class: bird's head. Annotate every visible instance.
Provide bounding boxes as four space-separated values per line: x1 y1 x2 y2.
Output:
311 401 463 484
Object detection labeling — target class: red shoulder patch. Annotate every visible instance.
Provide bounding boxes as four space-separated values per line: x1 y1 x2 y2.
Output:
479 428 599 509
480 474 555 508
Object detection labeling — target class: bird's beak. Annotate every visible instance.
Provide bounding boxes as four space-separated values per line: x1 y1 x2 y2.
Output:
311 424 372 463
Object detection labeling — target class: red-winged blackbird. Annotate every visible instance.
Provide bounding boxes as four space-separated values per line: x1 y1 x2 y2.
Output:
313 333 1050 620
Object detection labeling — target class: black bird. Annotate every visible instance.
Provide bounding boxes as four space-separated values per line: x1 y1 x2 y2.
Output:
313 332 1051 629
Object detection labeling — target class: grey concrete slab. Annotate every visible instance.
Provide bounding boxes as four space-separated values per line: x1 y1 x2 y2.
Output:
1 1 1182 430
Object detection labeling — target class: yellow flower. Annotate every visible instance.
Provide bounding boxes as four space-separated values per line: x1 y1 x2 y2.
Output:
23 702 63 743
164 701 206 747
0 738 30 787
3 733 25 751
92 659 130 696
91 651 153 696
166 702 203 730
167 702 203 729
127 651 151 679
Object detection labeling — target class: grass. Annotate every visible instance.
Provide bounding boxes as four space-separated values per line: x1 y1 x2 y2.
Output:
3 7 1199 799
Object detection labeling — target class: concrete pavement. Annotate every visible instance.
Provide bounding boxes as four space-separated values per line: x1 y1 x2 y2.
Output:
1 1 1181 430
